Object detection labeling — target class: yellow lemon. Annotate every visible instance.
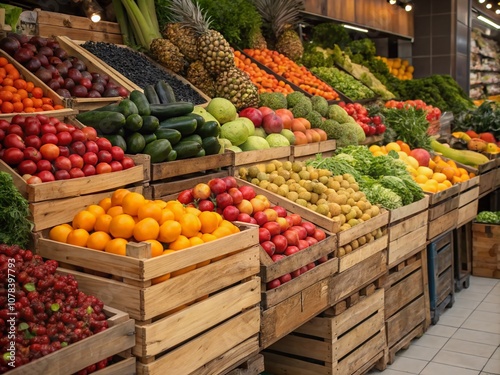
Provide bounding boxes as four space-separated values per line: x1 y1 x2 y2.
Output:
386 142 401 152
415 174 428 184
406 156 419 170
432 172 447 183
417 166 433 179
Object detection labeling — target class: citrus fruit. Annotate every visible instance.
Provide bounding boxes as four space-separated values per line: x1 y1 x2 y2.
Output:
104 238 128 255
49 224 73 243
66 229 90 247
109 214 136 238
72 210 97 231
144 239 164 257
94 214 113 233
179 213 201 238
158 220 182 243
168 235 191 250
133 218 160 242
87 231 111 251
122 192 146 216
137 202 163 222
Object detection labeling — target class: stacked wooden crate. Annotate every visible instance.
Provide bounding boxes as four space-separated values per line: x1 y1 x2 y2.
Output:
289 140 337 162
426 185 460 241
472 222 500 279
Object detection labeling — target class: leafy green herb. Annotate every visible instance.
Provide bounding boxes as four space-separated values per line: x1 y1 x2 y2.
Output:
475 211 500 224
382 107 432 150
310 66 376 100
453 101 500 140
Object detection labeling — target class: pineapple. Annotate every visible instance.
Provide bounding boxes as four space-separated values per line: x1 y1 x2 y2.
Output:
248 28 267 50
253 0 304 61
162 23 199 62
149 38 188 74
187 60 216 97
215 67 259 110
168 0 235 76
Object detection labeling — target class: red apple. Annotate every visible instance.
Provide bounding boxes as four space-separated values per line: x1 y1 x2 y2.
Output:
279 274 292 284
222 205 239 221
228 187 243 205
267 279 281 290
261 240 276 257
263 221 281 236
259 227 271 243
258 106 274 118
222 176 238 189
262 113 284 134
238 185 256 200
290 225 307 240
236 213 252 223
284 245 300 256
254 211 268 226
239 107 263 127
271 234 288 253
410 148 431 167
283 229 300 246
301 221 316 236
272 205 287 218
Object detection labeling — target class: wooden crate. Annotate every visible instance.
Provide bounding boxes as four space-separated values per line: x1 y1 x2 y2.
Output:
383 247 430 364
453 222 473 291
9 306 135 375
230 148 292 174
224 354 265 375
472 222 500 279
427 230 455 325
457 176 480 227
387 196 429 267
264 287 387 375
38 223 260 321
426 185 460 241
289 140 337 162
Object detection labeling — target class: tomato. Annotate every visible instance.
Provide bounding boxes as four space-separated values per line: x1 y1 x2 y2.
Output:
82 126 98 141
192 183 211 200
376 124 386 135
41 133 59 145
96 138 112 151
121 157 135 169
54 156 72 171
110 146 124 161
56 131 72 146
39 143 60 161
4 134 25 149
71 129 86 142
96 162 112 174
109 161 123 172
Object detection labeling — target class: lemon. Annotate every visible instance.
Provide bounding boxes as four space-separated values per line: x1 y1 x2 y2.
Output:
417 166 433 179
386 142 401 152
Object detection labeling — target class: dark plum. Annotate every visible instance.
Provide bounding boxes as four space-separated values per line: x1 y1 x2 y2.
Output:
47 79 61 91
25 57 42 72
67 68 82 82
53 48 68 60
36 53 49 67
13 47 34 63
91 82 105 94
71 85 88 97
81 70 92 80
0 36 21 54
55 63 68 77
38 46 54 57
56 88 72 98
63 78 76 91
103 88 119 97
35 67 52 83
87 90 102 98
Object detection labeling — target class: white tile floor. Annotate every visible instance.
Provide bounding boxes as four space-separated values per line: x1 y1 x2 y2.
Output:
369 276 500 375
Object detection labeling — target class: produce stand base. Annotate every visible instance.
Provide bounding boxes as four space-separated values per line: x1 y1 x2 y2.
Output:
426 185 460 241
453 222 473 292
224 354 265 375
472 222 500 279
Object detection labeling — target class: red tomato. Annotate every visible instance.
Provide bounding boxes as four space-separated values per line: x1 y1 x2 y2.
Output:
96 162 112 174
39 144 60 161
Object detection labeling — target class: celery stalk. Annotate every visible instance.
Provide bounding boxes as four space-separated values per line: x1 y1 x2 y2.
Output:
138 0 160 37
112 0 131 45
120 0 147 48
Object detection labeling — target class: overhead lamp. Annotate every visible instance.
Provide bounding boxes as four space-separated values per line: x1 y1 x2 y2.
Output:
496 9 500 13
478 15 500 29
479 0 486 3
388 0 397 4
81 0 104 23
405 3 413 11
486 3 493 8
343 24 369 33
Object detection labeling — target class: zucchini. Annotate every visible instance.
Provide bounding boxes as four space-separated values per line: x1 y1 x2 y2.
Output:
167 149 177 161
143 139 173 163
202 136 221 155
196 120 220 138
117 127 126 138
150 102 194 121
185 113 205 130
139 115 160 134
126 132 146 154
76 111 126 135
154 128 182 145
144 85 160 104
118 99 139 117
92 102 121 113
155 80 176 103
196 148 206 157
173 140 203 159
143 133 157 144
125 113 143 132
129 90 151 116
102 134 127 152
159 116 197 136
430 139 490 166
180 134 203 145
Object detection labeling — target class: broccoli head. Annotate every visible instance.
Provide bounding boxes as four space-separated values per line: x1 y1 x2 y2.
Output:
332 122 360 147
354 123 366 143
327 104 351 123
291 97 313 118
310 95 329 117
317 119 339 139
287 91 306 108
258 92 288 110
305 110 324 128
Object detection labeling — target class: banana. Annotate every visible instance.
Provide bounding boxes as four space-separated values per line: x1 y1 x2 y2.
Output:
452 132 472 142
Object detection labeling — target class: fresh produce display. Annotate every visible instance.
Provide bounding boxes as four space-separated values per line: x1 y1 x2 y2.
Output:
316 103 367 147
430 139 490 167
80 41 207 105
307 145 424 210
0 34 129 99
238 159 383 233
76 86 222 162
449 131 499 155
175 176 329 289
234 50 294 94
475 211 500 224
0 244 110 373
309 66 376 100
0 114 136 182
243 48 339 101
339 102 386 137
376 56 414 80
49 188 240 264
0 172 32 248
384 99 442 122
452 101 500 142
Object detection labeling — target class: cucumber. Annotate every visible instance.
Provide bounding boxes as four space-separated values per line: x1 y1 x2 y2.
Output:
125 113 143 132
76 111 126 135
173 140 203 159
155 80 176 103
143 133 157 144
167 149 177 161
102 134 127 152
150 102 194 121
129 90 151 116
154 128 182 145
159 116 197 136
144 85 160 104
126 132 146 154
186 113 205 130
195 148 206 157
180 134 203 145
143 139 173 163
93 102 121 112
139 115 160 134
117 127 126 138
196 120 220 138
202 136 221 155
118 99 139 117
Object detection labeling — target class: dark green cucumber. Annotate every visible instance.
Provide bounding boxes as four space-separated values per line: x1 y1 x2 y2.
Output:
195 148 206 157
139 115 160 134
129 90 151 116
202 136 221 155
196 120 220 138
159 116 197 136
102 134 127 152
143 133 157 144
76 111 126 135
150 102 194 121
154 128 182 145
143 139 173 163
180 134 203 145
155 80 176 103
93 102 121 112
185 113 205 130
125 113 143 132
118 99 139 117
144 85 160 104
167 149 177 161
173 141 203 159
126 132 146 154
117 127 126 138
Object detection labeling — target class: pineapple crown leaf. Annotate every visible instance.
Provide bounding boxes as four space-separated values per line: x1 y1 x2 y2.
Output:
168 0 212 33
253 0 304 37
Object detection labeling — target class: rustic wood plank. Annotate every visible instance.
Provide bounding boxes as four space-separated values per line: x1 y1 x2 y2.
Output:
339 235 387 272
95 357 136 375
39 25 123 44
149 170 229 198
386 296 426 347
459 186 479 207
264 351 330 375
428 195 459 221
389 210 428 242
388 225 428 268
459 176 480 192
426 184 460 205
268 334 331 363
222 353 264 375
338 210 389 247
151 153 233 180
428 209 458 241
335 330 386 375
388 324 424 364
385 269 424 319
389 196 429 223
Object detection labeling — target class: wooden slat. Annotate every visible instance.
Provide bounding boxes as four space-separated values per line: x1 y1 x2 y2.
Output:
459 186 479 207
388 225 427 268
426 184 460 205
386 296 426 347
222 353 264 375
148 170 229 198
338 210 389 247
339 235 387 272
457 199 478 228
151 153 233 180
198 339 261 375
335 330 386 375
95 357 136 375
268 334 331 363
436 268 453 305
39 25 123 44
389 210 428 242
428 195 459 221
459 175 480 192
385 269 424 319
428 209 458 241
389 196 429 224
264 351 330 375
232 147 291 167
36 10 122 33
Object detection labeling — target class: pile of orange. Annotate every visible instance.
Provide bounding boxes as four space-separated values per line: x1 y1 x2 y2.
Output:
48 189 240 282
0 57 64 113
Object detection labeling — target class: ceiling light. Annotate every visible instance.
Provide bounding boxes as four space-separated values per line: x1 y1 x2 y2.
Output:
405 3 413 11
496 9 500 13
388 0 397 4
477 15 500 29
343 24 369 33
479 0 486 3
486 3 493 8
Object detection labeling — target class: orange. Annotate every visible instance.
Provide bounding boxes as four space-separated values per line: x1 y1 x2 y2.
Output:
94 214 113 233
98 197 112 212
179 213 201 238
109 214 136 239
158 208 175 225
104 238 128 255
87 231 111 251
166 200 185 221
441 167 456 181
153 200 167 209
189 236 204 247
86 204 105 218
49 224 73 243
168 235 191 250
185 206 201 216
158 220 182 243
198 211 218 234
144 239 164 257
437 183 448 192
72 210 97 231
66 229 90 247
111 189 130 207
133 218 160 242
201 233 218 242
211 226 232 238
107 205 124 217
415 174 428 184
219 220 240 234
31 87 43 99
460 174 470 182
137 202 163 222
122 192 146 216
